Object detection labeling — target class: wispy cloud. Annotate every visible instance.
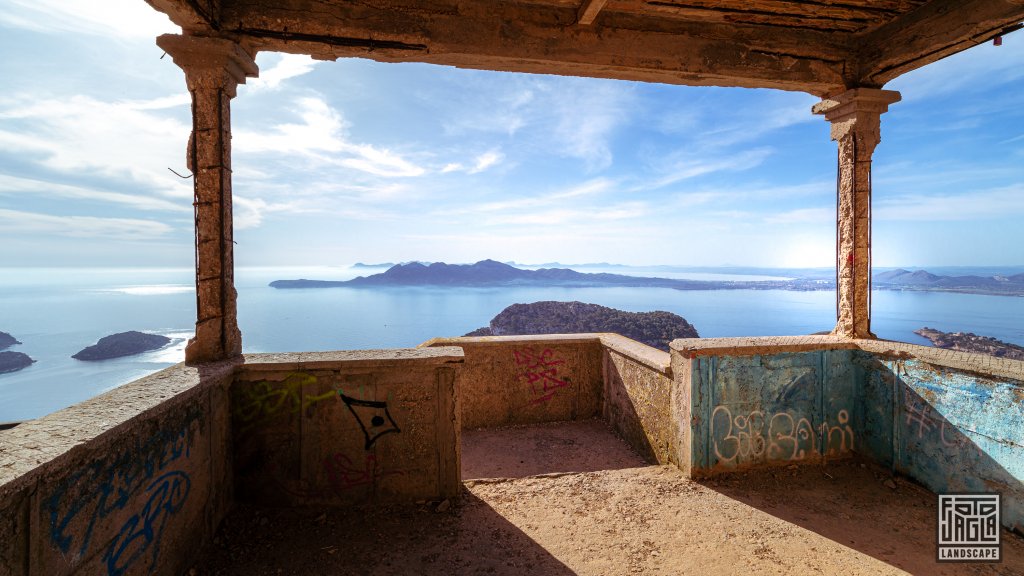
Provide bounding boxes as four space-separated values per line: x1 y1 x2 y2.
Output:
645 147 775 190
0 174 188 212
444 177 616 216
0 0 177 39
235 97 425 177
248 54 319 91
0 208 173 239
552 82 633 171
876 184 1024 221
0 94 193 199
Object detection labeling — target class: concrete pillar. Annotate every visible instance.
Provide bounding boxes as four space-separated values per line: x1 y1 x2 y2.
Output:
157 34 258 362
813 88 900 339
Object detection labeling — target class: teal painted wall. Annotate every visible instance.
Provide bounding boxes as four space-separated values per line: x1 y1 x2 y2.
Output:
687 348 1024 532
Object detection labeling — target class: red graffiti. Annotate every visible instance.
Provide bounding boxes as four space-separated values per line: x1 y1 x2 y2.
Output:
322 453 402 492
513 348 570 404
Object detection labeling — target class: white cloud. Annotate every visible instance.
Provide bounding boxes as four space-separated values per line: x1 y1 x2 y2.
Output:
876 184 1024 221
249 55 319 91
0 0 178 39
763 207 834 225
890 34 1024 101
552 82 632 171
0 174 188 212
235 97 425 177
646 148 774 190
0 94 193 199
0 208 173 239
445 177 615 216
468 150 504 174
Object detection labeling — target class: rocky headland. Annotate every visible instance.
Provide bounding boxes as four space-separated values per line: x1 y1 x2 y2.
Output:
0 351 34 374
0 331 21 351
914 327 1024 361
72 331 171 361
464 301 699 351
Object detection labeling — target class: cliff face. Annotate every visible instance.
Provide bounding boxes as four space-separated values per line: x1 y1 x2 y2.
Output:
915 327 1024 361
466 301 699 351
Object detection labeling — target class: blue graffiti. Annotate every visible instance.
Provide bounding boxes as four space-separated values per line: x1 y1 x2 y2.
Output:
102 471 191 576
46 410 199 571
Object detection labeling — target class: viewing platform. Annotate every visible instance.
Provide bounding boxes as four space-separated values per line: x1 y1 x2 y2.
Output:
1 334 1022 574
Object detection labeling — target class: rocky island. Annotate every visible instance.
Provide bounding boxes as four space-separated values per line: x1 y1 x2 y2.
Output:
465 301 699 351
0 351 34 374
0 331 34 374
914 327 1024 361
72 331 171 361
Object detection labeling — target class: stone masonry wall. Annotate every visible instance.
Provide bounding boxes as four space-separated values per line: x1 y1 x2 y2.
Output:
421 336 603 429
230 349 463 507
0 361 236 576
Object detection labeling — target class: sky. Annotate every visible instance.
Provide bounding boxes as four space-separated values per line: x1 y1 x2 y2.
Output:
0 1 1022 269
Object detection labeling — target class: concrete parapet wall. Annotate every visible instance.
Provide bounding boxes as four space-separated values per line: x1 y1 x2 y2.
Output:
672 335 1024 531
0 361 236 576
856 349 1024 533
421 335 603 429
231 348 463 507
599 335 674 465
673 338 858 476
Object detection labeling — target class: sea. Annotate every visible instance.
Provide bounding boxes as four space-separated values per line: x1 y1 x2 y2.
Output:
2 265 1023 423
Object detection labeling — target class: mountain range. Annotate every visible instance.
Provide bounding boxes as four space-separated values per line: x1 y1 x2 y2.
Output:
271 260 825 291
272 261 1024 296
874 268 1024 295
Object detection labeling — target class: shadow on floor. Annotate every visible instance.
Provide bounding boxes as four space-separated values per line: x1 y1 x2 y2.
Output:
461 418 648 479
195 492 577 576
699 457 1024 575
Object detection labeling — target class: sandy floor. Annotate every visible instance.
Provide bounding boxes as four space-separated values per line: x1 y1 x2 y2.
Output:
195 420 1024 576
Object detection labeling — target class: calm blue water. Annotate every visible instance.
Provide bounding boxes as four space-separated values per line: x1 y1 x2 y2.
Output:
1 266 1022 422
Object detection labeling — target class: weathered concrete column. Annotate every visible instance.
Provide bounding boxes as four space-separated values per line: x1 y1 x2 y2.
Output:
157 34 258 362
813 88 900 339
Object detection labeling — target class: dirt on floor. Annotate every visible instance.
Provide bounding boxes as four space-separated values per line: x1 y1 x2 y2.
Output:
194 420 1024 576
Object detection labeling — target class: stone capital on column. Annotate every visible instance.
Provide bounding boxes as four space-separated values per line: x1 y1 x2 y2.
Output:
812 88 901 157
157 34 258 97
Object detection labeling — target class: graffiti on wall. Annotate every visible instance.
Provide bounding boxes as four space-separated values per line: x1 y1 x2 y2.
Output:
711 406 855 464
513 347 571 404
902 388 958 448
233 372 335 432
339 393 401 450
46 410 201 575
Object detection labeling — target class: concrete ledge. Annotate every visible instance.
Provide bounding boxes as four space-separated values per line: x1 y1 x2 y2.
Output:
0 361 236 488
599 334 671 376
421 334 606 347
239 347 464 372
854 338 1024 382
671 335 859 358
671 336 1024 382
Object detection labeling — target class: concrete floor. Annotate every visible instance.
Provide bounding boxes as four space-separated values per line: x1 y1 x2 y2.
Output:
195 420 1024 575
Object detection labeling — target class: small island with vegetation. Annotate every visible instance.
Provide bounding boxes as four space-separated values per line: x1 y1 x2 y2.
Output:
915 327 1024 361
0 351 34 374
0 331 34 374
465 301 699 351
72 331 172 361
